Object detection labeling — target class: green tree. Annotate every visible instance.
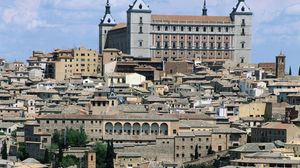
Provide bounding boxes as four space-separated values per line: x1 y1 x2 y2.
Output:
289 66 292 76
43 148 49 164
65 127 87 147
298 66 300 76
61 155 79 168
1 141 8 160
93 142 107 168
52 131 62 146
194 144 199 160
52 127 88 148
17 142 29 161
105 140 115 168
207 145 213 155
11 130 17 139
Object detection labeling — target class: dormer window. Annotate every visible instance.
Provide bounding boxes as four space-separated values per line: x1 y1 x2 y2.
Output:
241 6 245 12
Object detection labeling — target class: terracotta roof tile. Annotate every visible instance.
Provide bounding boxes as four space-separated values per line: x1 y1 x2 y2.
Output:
151 15 232 24
111 23 127 31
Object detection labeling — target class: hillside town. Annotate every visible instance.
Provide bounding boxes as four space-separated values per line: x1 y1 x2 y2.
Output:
0 0 300 168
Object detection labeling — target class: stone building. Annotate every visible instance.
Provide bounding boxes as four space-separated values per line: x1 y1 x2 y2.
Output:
45 48 100 81
251 122 300 143
99 0 252 65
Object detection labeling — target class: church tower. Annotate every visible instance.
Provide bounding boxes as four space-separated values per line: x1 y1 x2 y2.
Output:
99 0 117 54
127 0 152 57
231 0 252 65
276 52 286 79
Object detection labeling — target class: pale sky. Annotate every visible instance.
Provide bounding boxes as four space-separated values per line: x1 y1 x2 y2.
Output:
0 0 300 73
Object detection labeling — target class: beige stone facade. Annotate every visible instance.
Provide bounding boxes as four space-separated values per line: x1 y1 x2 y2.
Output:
46 48 100 80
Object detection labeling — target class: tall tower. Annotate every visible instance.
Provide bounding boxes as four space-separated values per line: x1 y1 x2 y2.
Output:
99 0 117 54
276 52 286 79
231 0 252 65
85 150 96 168
202 0 207 16
127 0 152 57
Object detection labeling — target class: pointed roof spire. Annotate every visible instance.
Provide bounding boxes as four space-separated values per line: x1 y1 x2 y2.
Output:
202 0 207 16
100 0 116 25
105 0 111 14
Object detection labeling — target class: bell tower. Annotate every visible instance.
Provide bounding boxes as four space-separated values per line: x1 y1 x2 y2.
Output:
99 0 117 54
276 52 286 79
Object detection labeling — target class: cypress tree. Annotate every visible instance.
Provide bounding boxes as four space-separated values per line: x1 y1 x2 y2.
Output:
207 145 213 155
298 66 300 76
1 141 8 160
44 148 49 164
194 144 199 160
289 66 292 76
105 139 115 168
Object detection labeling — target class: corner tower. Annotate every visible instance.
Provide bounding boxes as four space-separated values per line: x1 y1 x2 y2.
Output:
231 0 252 65
99 0 117 54
127 0 152 57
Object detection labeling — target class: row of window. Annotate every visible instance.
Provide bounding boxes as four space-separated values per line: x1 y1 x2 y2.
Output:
75 58 97 62
176 145 210 150
181 137 210 142
176 153 201 158
156 35 230 41
155 51 231 58
75 53 96 57
156 42 232 49
155 25 232 33
42 120 101 124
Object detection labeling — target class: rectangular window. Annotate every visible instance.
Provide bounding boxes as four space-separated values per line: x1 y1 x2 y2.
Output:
164 42 168 49
242 19 246 26
180 42 184 49
241 28 245 36
188 42 192 49
173 26 176 31
139 41 143 47
139 26 143 33
241 43 245 48
218 42 221 49
157 42 161 48
210 43 214 49
225 43 229 49
139 17 143 24
172 42 176 49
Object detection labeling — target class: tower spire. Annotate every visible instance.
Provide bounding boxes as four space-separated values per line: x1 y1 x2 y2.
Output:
202 0 207 16
105 0 111 14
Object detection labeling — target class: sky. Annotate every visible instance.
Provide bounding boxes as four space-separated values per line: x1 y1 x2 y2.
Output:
0 0 300 73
